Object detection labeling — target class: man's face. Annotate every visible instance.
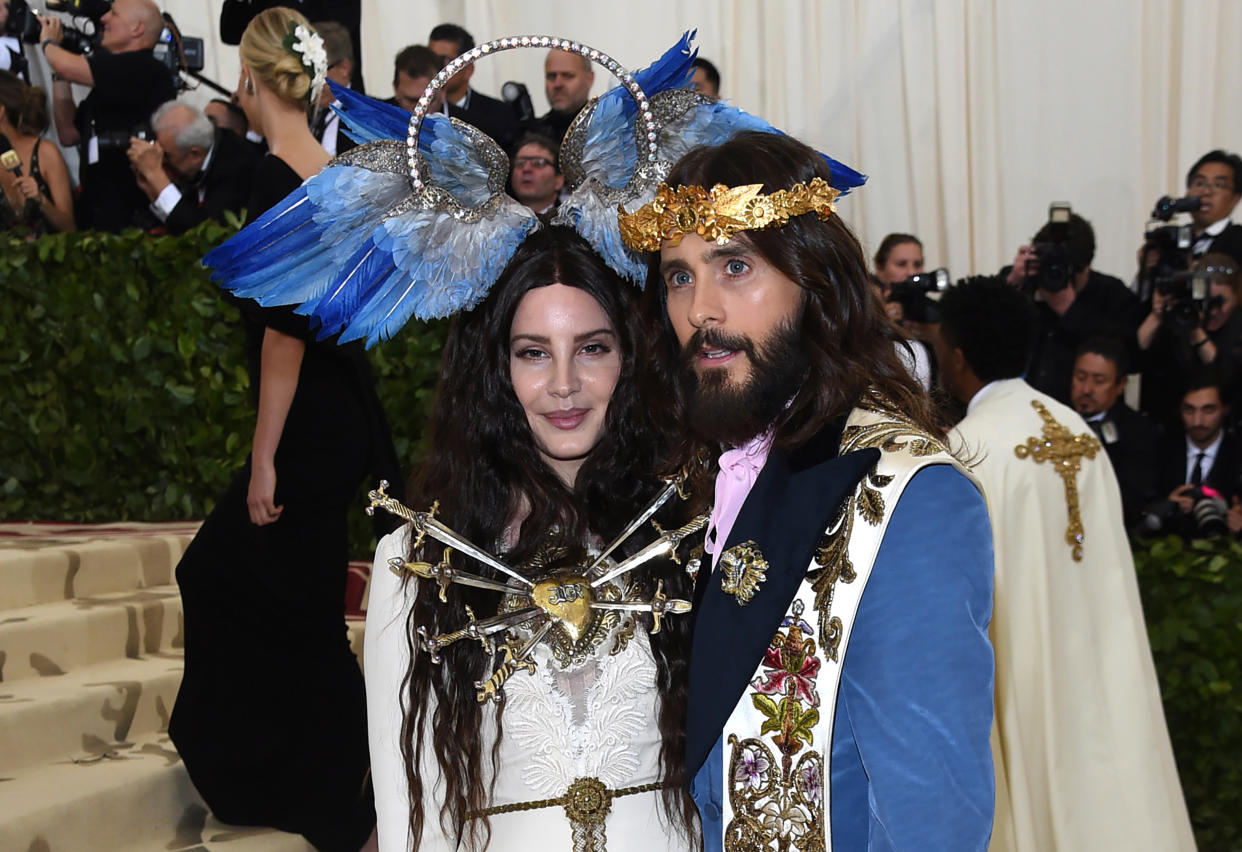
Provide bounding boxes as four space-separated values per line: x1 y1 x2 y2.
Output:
1181 386 1226 449
99 0 139 52
429 37 472 97
659 232 807 445
1070 352 1125 417
690 67 717 98
544 50 593 114
511 142 562 210
0 3 10 30
156 125 205 182
1188 161 1241 229
393 71 441 113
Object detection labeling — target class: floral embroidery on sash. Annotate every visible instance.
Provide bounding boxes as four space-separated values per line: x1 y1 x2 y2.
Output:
725 599 825 850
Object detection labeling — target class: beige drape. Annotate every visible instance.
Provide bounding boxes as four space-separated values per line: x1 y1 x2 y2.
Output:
162 0 1242 280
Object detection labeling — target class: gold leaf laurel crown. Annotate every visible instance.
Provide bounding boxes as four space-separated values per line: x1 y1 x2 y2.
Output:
617 177 840 252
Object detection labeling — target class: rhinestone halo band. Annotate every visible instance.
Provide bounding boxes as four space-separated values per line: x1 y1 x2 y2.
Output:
405 36 657 190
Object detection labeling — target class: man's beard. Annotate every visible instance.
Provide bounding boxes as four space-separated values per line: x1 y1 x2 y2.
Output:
680 315 808 447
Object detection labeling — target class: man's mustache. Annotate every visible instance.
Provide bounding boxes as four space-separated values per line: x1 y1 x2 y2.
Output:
680 327 757 369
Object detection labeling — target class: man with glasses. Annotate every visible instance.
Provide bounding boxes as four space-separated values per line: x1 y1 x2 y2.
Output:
509 133 562 223
1186 150 1242 264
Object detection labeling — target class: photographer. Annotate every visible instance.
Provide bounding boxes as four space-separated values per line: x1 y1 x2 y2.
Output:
127 101 259 235
1003 210 1143 404
40 0 175 230
1185 150 1242 263
1138 253 1242 434
1149 375 1240 539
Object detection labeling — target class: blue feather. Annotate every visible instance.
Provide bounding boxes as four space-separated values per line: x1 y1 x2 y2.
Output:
660 99 868 193
594 30 696 124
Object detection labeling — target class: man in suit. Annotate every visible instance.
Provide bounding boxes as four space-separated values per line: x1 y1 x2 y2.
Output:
1185 150 1242 265
387 45 444 114
127 102 260 235
527 48 594 145
625 131 996 851
934 277 1195 852
1070 336 1160 527
1158 376 1240 531
427 23 519 152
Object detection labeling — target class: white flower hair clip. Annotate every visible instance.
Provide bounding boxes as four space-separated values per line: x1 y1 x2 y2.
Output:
283 23 328 103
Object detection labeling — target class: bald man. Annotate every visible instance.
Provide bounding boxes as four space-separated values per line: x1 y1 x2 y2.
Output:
526 48 594 143
40 0 177 230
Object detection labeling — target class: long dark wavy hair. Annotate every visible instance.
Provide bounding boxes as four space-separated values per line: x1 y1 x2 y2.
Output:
641 131 943 495
400 226 697 848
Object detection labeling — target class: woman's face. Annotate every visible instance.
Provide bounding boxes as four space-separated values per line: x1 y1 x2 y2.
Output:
509 283 622 487
876 240 924 285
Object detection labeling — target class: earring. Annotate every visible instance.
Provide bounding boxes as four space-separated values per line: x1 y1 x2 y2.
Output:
243 76 254 95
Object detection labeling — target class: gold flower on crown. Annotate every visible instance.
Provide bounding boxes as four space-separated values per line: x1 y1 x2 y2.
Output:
618 177 840 252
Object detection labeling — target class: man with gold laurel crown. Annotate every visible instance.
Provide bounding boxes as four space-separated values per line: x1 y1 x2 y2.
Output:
932 277 1195 852
619 130 996 851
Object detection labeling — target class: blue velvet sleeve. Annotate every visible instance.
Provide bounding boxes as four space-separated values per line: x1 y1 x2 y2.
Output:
831 464 995 851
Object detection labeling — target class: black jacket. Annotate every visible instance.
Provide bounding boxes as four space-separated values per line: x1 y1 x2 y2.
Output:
1088 400 1159 527
1024 270 1144 405
1157 430 1241 504
449 89 520 153
164 129 262 236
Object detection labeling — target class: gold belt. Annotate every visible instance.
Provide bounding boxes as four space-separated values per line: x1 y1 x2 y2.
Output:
467 776 668 852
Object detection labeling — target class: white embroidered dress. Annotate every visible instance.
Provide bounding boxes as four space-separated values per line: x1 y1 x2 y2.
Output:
365 526 690 852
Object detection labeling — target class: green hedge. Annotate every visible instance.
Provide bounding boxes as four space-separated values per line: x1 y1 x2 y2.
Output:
1135 534 1242 851
2 227 1240 848
0 220 446 548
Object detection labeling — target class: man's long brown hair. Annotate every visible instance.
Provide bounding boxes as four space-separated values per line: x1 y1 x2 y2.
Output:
641 131 942 493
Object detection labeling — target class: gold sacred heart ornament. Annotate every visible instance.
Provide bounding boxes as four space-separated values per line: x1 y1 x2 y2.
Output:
532 575 594 641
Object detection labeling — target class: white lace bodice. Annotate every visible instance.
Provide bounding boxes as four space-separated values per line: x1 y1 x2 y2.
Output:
365 527 688 852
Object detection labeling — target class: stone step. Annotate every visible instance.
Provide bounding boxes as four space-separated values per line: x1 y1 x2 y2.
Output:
0 584 183 683
0 654 182 772
0 525 196 612
0 728 314 852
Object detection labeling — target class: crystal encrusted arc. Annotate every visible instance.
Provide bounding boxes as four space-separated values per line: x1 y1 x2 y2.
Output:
404 35 658 189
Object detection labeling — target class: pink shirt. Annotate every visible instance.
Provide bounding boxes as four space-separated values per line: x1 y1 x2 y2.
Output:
705 432 773 570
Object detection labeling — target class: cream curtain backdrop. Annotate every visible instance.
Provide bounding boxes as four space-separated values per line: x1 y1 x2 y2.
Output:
157 0 1241 280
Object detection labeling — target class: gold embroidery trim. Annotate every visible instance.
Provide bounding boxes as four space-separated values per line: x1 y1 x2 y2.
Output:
617 178 839 251
467 777 669 852
1014 399 1100 561
812 394 950 660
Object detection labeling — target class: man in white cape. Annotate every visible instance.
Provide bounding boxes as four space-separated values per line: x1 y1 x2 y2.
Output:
932 277 1196 852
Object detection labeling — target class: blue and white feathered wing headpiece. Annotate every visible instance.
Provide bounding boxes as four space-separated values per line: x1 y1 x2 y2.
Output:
204 32 865 347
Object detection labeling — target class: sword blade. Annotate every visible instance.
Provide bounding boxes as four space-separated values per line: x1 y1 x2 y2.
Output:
419 517 533 588
586 481 678 573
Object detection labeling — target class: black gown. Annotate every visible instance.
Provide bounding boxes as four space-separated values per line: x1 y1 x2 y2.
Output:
170 156 399 852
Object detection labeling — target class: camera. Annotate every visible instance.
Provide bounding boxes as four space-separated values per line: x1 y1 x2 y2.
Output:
96 120 153 151
1142 219 1194 301
1151 194 1204 222
887 268 949 323
1019 202 1075 292
1155 269 1223 332
1139 485 1229 537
